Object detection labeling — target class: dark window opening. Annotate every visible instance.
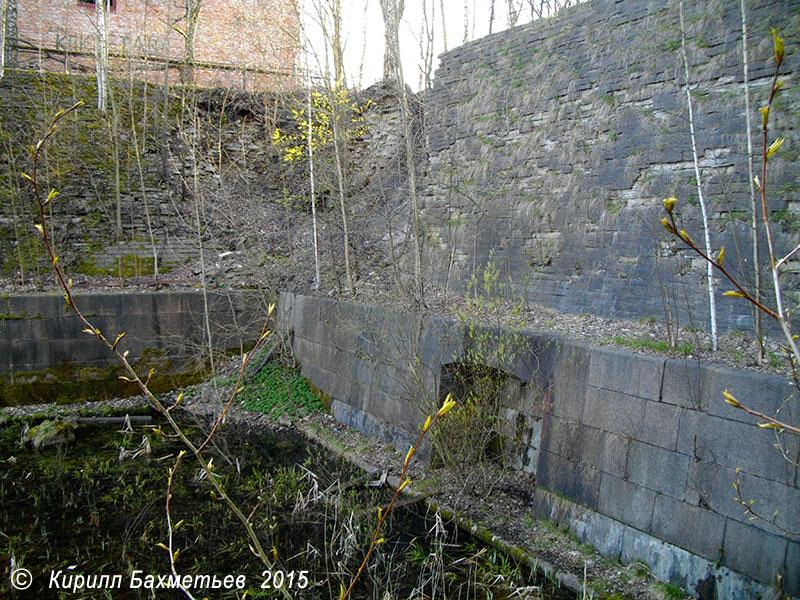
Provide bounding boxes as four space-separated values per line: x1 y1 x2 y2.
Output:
78 0 117 11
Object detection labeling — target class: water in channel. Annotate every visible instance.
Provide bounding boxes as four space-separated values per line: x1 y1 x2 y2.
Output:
0 415 573 599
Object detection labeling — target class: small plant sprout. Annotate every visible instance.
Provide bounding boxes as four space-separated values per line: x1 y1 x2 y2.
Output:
340 393 456 599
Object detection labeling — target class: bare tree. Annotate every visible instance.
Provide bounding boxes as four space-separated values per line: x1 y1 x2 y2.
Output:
463 0 469 43
379 0 404 82
526 0 584 21
304 0 356 294
304 54 321 290
439 0 448 52
740 0 763 362
1 0 8 80
679 0 717 351
357 0 369 87
418 0 435 91
507 0 523 27
180 0 202 85
331 0 344 86
95 0 109 111
380 0 423 302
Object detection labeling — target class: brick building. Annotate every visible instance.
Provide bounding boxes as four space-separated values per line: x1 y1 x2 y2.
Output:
2 0 299 89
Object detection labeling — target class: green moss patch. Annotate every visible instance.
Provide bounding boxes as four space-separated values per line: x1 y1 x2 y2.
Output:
237 360 325 419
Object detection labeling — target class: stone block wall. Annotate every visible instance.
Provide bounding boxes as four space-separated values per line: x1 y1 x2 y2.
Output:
422 0 800 335
0 70 409 288
0 290 268 375
282 292 799 599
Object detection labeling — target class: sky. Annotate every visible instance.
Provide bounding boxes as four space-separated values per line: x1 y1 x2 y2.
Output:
301 1 532 91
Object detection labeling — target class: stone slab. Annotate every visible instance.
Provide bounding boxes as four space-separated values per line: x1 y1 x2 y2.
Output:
582 385 646 437
598 472 655 532
722 519 789 586
650 494 725 561
627 440 689 498
537 449 601 510
639 399 683 450
678 411 796 484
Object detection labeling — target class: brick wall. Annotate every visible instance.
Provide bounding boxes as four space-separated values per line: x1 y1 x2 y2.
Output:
10 0 298 89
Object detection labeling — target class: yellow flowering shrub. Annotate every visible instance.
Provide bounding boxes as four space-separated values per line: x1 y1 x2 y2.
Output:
272 89 371 163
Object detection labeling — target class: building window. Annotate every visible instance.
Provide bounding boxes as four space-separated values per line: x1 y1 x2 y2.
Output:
78 0 117 11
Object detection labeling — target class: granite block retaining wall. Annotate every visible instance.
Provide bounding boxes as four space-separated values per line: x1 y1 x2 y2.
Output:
281 292 799 599
0 290 268 375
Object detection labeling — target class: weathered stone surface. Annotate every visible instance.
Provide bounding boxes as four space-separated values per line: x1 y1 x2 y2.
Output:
0 291 264 378
587 347 664 401
552 421 630 478
598 473 655 532
663 358 796 424
422 0 800 335
283 292 798 596
626 440 689 498
678 411 796 485
639 400 683 450
582 386 646 437
722 520 789 587
549 341 592 421
661 359 705 410
650 495 725 561
786 541 800 597
537 448 601 510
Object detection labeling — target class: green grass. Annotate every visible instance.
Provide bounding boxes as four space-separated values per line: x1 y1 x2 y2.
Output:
654 582 689 599
609 336 693 355
768 351 784 368
237 360 325 419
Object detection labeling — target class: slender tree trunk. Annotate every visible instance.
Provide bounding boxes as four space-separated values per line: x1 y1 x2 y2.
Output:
330 95 354 295
182 0 201 86
106 84 123 241
306 65 320 290
757 40 799 366
507 0 521 27
393 33 423 302
379 0 404 82
680 0 717 351
331 0 344 86
308 0 352 293
191 113 217 377
740 0 763 362
379 0 422 300
357 0 369 88
129 64 159 287
463 0 470 43
419 0 435 91
1 0 8 80
95 0 109 111
0 123 25 283
439 0 448 52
